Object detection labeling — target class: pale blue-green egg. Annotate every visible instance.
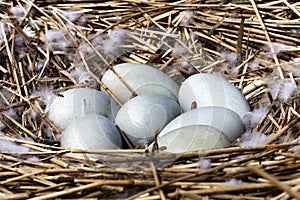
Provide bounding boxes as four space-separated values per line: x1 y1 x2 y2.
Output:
152 125 230 153
179 73 250 118
159 106 244 142
115 94 181 147
48 88 119 131
60 114 122 158
101 63 179 104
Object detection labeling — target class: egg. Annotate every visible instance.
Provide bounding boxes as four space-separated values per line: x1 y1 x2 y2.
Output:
178 73 250 118
60 114 123 158
101 63 179 104
159 106 244 142
48 88 119 130
115 94 181 147
153 125 230 153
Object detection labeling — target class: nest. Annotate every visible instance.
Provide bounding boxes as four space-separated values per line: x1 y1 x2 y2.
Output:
0 0 300 199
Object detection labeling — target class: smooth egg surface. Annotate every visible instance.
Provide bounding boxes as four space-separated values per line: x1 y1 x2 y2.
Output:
48 88 119 130
101 63 179 104
153 125 230 153
60 114 122 158
159 106 244 142
178 73 250 118
115 94 182 146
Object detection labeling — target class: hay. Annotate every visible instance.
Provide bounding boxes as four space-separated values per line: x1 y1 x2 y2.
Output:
0 0 299 199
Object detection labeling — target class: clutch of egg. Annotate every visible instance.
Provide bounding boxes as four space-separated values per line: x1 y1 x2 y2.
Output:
152 73 249 153
47 63 250 155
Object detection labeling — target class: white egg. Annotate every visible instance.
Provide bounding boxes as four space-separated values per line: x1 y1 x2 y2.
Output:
60 114 122 158
115 94 181 147
153 125 230 153
48 88 119 131
178 73 250 118
101 63 179 104
159 106 244 142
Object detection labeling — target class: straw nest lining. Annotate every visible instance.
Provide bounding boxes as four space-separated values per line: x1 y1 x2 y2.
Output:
0 0 300 199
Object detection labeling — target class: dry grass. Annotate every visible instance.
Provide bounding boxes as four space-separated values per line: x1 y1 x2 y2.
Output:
0 0 299 199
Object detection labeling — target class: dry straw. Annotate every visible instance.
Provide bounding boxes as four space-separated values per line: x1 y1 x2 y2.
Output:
0 0 299 199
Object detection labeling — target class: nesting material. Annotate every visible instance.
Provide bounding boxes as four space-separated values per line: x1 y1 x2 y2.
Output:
0 0 299 199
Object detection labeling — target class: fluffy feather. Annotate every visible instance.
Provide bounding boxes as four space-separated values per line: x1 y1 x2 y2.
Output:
44 29 74 52
293 145 300 153
30 86 55 113
220 51 238 65
69 67 98 88
0 121 5 131
198 158 211 169
172 42 187 58
249 58 260 70
266 79 296 102
27 156 40 162
278 81 297 102
103 28 127 56
283 64 300 77
0 138 29 152
9 6 24 22
242 104 268 129
223 178 243 186
239 131 268 147
264 42 286 59
180 11 194 25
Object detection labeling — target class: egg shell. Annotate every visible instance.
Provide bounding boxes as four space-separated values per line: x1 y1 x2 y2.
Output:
48 88 119 131
154 125 231 153
159 106 244 142
101 63 179 104
178 73 250 118
60 114 122 158
115 94 182 146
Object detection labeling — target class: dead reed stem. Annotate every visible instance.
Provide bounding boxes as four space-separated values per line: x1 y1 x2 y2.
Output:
0 0 299 199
